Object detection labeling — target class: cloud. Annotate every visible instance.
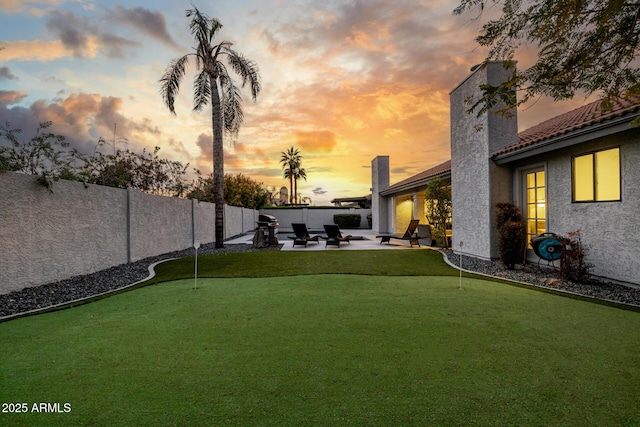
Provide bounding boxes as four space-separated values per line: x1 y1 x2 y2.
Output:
103 5 179 49
196 133 213 160
294 130 337 152
312 187 328 195
0 67 17 80
43 9 143 59
0 90 27 105
0 39 73 61
45 10 93 57
0 91 162 155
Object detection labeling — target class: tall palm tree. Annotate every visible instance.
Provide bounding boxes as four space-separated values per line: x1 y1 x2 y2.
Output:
279 146 300 204
293 166 307 204
160 6 261 248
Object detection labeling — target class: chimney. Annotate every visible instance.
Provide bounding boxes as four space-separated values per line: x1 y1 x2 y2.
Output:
371 156 390 233
449 62 518 259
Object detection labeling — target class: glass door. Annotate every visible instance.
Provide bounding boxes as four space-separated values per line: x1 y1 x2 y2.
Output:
524 169 546 247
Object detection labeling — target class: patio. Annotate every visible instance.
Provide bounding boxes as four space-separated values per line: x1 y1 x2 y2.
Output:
226 228 432 251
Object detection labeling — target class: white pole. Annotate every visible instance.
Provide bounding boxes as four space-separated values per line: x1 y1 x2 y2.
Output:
458 241 464 290
194 241 201 290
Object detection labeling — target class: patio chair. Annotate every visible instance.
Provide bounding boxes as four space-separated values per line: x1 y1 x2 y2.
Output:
289 223 322 247
322 224 352 247
376 219 421 247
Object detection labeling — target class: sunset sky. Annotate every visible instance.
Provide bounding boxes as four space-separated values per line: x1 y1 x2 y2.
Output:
0 0 597 205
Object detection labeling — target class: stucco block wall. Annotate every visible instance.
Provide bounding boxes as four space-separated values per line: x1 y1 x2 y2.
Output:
541 129 640 285
0 173 128 292
129 190 194 262
0 173 258 294
225 205 257 239
193 200 216 246
450 62 517 259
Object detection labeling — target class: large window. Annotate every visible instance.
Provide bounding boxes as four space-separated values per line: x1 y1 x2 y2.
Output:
572 147 621 202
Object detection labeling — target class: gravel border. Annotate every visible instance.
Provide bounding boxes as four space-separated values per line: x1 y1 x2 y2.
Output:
0 241 281 320
443 249 640 308
2 242 639 320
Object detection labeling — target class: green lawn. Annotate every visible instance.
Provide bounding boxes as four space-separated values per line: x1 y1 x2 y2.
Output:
1 251 640 426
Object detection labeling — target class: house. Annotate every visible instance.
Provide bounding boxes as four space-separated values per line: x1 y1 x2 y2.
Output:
371 158 450 237
372 62 640 286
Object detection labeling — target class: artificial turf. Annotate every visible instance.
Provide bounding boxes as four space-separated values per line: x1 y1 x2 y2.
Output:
1 251 640 425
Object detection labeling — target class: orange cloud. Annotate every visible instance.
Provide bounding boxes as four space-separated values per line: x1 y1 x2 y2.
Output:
0 90 27 104
294 130 337 152
1 39 74 61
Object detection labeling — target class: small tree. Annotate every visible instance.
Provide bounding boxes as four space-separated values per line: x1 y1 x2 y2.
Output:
0 121 73 192
454 0 640 116
188 171 271 209
495 202 527 270
425 179 452 248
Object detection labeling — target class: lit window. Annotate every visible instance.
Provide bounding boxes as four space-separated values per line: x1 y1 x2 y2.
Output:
572 147 620 202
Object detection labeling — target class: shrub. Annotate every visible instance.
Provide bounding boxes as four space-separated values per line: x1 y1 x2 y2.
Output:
425 179 452 248
558 229 592 283
496 202 526 270
333 214 361 229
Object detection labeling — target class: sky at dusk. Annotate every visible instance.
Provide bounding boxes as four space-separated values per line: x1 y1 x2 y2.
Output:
0 0 598 205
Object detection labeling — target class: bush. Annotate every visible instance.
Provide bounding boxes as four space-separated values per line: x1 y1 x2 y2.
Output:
496 202 526 270
558 229 592 283
333 214 361 229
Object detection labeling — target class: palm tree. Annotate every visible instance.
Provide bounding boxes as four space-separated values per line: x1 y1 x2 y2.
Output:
293 166 307 204
160 6 261 248
279 146 300 204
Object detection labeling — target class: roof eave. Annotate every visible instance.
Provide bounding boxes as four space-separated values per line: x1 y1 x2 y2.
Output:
379 171 451 196
493 113 639 165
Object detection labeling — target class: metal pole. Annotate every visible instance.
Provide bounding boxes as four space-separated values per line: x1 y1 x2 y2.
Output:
459 241 464 290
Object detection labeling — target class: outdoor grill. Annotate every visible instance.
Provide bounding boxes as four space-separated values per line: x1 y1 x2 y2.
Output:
257 214 279 246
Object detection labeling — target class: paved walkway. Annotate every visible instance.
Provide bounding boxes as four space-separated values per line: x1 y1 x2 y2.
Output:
226 229 431 251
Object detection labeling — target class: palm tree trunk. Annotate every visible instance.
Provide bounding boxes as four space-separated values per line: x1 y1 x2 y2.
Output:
289 173 293 204
294 177 298 204
211 75 225 248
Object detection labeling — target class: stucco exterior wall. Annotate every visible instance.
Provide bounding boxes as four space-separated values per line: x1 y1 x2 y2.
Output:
0 173 257 294
536 129 640 285
450 62 517 259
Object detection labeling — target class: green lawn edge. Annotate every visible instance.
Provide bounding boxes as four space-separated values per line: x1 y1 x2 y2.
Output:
3 249 638 324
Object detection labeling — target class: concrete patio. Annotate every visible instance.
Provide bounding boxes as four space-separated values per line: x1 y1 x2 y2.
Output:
226 229 432 251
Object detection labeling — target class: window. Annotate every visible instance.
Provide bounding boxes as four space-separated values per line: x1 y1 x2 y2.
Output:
524 169 546 248
572 147 620 202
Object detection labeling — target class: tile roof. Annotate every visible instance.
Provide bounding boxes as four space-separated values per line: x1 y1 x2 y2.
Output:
494 97 640 157
381 159 451 195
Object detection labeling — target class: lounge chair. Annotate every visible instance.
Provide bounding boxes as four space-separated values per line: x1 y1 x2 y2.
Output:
376 219 421 247
322 224 352 247
289 223 322 247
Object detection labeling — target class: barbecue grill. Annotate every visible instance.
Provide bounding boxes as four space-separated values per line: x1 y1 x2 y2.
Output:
257 214 279 246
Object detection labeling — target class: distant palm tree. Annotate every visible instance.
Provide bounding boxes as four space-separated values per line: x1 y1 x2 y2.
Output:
293 166 307 204
279 146 300 204
159 6 261 248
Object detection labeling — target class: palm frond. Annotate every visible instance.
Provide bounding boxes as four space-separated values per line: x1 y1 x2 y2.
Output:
159 55 190 115
225 48 262 102
193 70 211 113
221 74 244 138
